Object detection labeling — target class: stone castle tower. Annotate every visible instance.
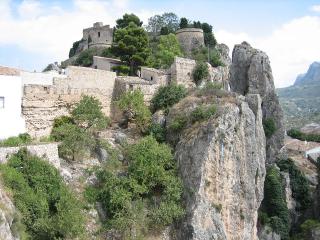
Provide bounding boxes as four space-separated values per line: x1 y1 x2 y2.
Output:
83 22 113 49
176 28 204 56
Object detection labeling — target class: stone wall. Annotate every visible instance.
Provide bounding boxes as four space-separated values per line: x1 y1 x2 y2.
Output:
0 143 60 168
92 56 122 71
22 66 116 138
171 57 196 88
176 28 204 56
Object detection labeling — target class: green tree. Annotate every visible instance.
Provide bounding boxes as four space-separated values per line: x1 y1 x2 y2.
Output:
193 61 209 84
150 33 183 69
263 118 277 138
179 17 189 29
117 89 151 132
160 26 169 35
116 13 142 29
151 84 187 112
146 13 179 35
111 22 151 75
75 48 97 67
201 22 217 47
71 95 110 132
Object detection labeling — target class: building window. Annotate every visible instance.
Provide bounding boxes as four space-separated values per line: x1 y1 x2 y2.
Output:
129 84 134 91
150 76 153 81
98 32 100 38
94 65 98 69
0 97 4 109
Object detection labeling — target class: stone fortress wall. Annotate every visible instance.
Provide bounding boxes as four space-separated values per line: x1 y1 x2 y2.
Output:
22 67 116 138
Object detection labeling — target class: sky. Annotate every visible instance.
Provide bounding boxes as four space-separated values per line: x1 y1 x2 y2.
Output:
1 0 320 87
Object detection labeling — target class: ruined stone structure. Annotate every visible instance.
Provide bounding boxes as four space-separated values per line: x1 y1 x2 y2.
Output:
22 66 116 138
92 56 122 71
83 22 113 49
176 28 205 56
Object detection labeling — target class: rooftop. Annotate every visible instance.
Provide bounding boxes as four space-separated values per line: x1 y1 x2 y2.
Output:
0 66 21 76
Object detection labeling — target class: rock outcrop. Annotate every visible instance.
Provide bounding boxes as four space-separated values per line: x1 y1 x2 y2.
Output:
230 42 285 163
0 184 19 240
168 93 266 240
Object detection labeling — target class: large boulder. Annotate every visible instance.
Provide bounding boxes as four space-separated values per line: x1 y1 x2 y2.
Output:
230 42 285 163
168 93 266 240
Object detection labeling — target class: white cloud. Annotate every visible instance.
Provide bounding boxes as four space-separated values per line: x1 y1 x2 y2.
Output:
0 0 154 68
216 16 320 88
311 4 320 13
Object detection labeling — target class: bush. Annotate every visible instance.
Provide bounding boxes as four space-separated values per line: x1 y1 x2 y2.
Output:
146 123 166 143
287 128 320 143
111 65 130 76
55 123 95 161
263 118 277 138
262 166 290 239
75 48 96 67
0 133 32 147
191 47 223 67
69 39 84 58
88 136 184 238
71 95 110 132
277 158 312 211
190 104 216 123
168 116 187 132
117 89 151 132
193 61 209 85
151 84 187 112
0 149 84 239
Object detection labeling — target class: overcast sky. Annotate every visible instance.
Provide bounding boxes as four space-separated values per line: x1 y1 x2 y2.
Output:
0 0 320 87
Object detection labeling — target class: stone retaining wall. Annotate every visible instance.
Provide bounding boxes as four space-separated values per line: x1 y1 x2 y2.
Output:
0 143 60 168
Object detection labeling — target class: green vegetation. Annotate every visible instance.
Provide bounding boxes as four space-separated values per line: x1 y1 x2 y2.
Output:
112 14 151 75
151 84 187 112
277 158 312 211
190 104 216 123
116 13 143 29
146 123 166 143
193 61 209 84
111 65 130 76
117 89 151 131
69 39 85 58
263 118 277 138
147 33 183 69
168 116 188 132
0 133 32 147
75 48 97 67
86 136 184 239
191 47 224 67
197 82 223 96
179 17 189 29
0 149 84 239
261 166 290 239
287 128 320 143
146 12 179 35
51 95 110 161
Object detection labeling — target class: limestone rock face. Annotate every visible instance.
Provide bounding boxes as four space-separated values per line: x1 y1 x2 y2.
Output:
172 94 266 240
216 43 231 66
230 42 285 163
0 184 19 240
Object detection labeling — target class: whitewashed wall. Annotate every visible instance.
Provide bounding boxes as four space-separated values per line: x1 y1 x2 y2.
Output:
21 71 64 85
0 75 26 139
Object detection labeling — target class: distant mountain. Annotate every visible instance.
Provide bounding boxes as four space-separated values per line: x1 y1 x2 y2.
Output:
294 61 320 86
277 61 320 129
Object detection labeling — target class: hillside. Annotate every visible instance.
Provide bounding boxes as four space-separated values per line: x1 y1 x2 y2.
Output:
277 61 320 129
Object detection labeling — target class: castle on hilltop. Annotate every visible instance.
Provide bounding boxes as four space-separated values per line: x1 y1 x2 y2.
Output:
0 22 231 139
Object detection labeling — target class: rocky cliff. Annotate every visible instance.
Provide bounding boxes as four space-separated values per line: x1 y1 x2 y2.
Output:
166 92 266 240
230 42 285 163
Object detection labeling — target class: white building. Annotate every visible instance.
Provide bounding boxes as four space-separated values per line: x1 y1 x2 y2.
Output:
0 66 64 140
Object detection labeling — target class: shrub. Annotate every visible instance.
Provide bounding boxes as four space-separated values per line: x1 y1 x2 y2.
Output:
151 84 187 112
191 47 223 67
69 39 84 58
277 158 312 211
190 104 216 123
146 123 166 143
88 136 184 238
168 116 187 132
0 149 84 239
193 61 209 85
75 48 96 67
117 89 151 131
71 95 110 132
287 128 320 143
55 123 95 161
263 118 277 138
0 133 32 147
111 65 130 76
262 166 290 239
